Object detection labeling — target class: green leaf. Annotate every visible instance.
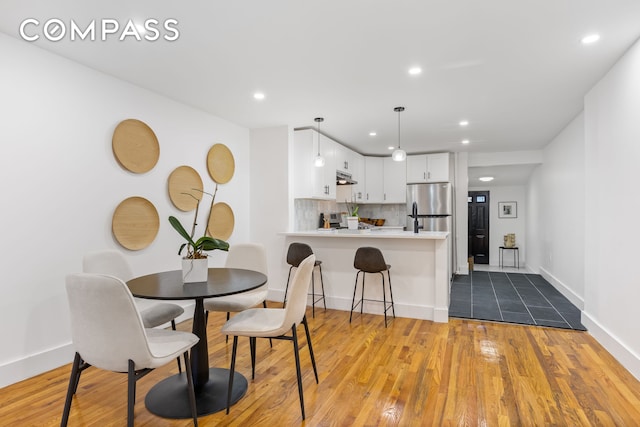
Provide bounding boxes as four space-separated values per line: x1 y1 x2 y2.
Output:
169 216 196 247
196 236 229 252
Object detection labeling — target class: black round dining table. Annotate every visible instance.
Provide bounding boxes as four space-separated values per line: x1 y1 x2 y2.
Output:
127 267 267 418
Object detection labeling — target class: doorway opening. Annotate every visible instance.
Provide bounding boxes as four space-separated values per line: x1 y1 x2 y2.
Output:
468 191 490 264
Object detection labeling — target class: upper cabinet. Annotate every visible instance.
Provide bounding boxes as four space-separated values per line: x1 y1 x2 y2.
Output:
406 153 450 183
360 157 406 204
337 152 365 203
293 129 336 199
383 157 406 203
363 157 385 203
335 144 354 174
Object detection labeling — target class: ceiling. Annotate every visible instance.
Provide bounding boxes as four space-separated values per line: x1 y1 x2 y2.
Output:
2 1 639 162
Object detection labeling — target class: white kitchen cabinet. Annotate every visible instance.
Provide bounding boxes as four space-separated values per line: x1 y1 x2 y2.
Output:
363 157 384 203
337 151 365 203
293 129 336 199
383 157 406 203
351 153 365 202
335 144 355 174
406 153 450 183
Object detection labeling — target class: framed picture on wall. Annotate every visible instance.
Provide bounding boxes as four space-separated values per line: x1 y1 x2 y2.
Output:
498 201 517 218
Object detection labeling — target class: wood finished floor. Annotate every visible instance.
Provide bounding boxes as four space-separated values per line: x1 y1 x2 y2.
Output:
2 304 640 426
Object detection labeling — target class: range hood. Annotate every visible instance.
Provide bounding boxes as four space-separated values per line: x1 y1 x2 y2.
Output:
337 170 357 185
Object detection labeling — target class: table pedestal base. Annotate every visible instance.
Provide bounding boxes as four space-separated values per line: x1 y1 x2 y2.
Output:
144 368 248 418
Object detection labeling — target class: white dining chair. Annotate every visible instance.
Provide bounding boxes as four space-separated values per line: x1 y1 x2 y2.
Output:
83 250 185 371
62 273 199 427
221 254 318 420
203 243 269 325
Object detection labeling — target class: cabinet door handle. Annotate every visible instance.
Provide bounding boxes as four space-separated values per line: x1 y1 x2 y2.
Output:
345 161 348 170
423 172 426 180
366 193 369 200
428 172 431 180
384 193 386 201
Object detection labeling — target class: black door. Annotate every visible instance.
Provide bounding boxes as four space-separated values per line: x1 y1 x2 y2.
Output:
468 191 490 264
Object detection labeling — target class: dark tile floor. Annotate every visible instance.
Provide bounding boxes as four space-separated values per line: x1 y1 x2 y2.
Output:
449 271 586 330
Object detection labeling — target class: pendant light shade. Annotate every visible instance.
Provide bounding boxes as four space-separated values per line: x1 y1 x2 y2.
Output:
392 106 406 162
314 117 325 167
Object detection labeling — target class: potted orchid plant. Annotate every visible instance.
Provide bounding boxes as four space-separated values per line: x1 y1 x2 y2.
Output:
169 186 229 282
345 198 359 230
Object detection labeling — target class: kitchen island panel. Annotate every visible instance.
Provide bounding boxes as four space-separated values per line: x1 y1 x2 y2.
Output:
281 232 450 322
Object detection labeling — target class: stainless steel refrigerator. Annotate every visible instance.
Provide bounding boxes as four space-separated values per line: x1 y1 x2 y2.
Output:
406 182 452 232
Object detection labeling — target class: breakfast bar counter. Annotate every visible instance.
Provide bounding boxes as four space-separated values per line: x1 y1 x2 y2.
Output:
280 230 451 322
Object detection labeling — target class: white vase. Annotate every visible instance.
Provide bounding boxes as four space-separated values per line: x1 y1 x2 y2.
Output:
181 258 209 283
347 216 359 230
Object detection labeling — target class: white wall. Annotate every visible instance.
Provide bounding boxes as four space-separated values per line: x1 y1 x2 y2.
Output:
249 126 292 300
468 185 527 267
526 113 585 308
582 37 640 380
0 34 251 386
454 152 469 274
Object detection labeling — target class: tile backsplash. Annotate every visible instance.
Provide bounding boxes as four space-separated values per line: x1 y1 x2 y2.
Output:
294 199 406 231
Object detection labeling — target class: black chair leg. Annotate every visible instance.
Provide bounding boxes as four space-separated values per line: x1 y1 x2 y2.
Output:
225 312 230 344
127 359 136 427
250 337 257 380
171 320 183 373
263 301 273 348
183 351 198 426
283 266 294 307
61 352 82 427
291 325 306 420
227 336 239 414
302 316 319 383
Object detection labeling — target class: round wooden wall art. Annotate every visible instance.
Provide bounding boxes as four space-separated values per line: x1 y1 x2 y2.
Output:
112 196 160 250
207 143 235 184
207 202 234 240
112 119 160 173
168 166 204 211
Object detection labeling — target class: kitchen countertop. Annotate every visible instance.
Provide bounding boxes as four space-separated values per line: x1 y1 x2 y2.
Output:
281 229 449 240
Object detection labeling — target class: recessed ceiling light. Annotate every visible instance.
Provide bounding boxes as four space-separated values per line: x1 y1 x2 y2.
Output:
459 120 469 126
388 146 395 150
479 176 494 182
369 132 377 136
581 34 600 45
253 92 265 100
408 67 422 75
462 139 470 145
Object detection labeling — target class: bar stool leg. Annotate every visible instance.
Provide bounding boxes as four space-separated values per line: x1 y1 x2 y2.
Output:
380 272 388 327
283 266 294 307
311 268 316 318
318 264 327 310
350 271 361 323
388 269 395 319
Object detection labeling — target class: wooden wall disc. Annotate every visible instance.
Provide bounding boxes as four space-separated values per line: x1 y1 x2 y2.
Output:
112 196 159 250
207 202 234 240
168 166 204 211
207 143 235 184
112 119 160 173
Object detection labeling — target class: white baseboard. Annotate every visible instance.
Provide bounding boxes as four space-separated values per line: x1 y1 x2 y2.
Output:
0 343 75 389
582 312 640 382
269 290 444 323
539 267 584 310
0 302 196 389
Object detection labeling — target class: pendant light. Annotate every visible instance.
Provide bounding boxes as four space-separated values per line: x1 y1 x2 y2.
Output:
314 117 325 167
392 106 407 161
